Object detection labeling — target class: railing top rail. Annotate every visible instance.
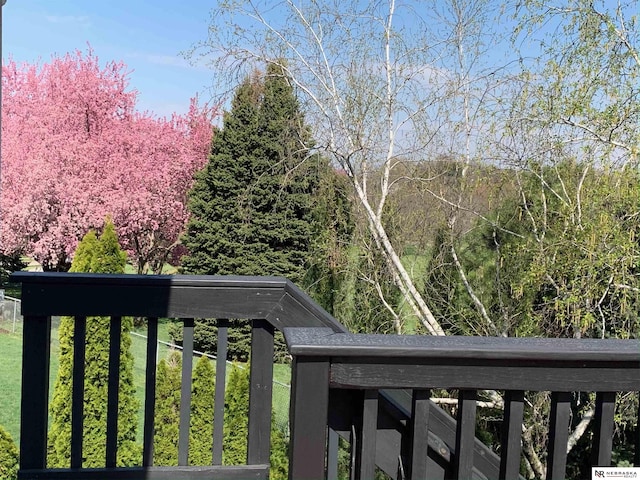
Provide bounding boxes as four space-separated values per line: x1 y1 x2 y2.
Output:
10 272 346 333
11 271 289 288
284 328 640 363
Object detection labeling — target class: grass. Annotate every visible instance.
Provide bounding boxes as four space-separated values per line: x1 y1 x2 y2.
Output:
0 331 25 442
0 320 60 445
0 317 291 447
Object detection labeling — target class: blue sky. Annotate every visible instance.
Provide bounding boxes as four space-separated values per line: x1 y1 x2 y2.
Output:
2 0 217 117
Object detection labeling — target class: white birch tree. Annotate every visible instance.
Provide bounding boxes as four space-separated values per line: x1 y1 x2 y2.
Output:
193 0 512 335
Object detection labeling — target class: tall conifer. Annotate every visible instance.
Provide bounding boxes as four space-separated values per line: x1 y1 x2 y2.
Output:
153 351 182 466
189 355 216 465
48 220 139 467
182 63 323 280
181 64 339 359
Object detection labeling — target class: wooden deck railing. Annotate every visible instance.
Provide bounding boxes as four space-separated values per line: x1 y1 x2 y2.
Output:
285 328 640 480
11 272 640 480
12 272 345 480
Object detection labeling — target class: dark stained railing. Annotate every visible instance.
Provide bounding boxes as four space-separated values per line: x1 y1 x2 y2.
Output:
12 272 640 480
285 328 640 480
13 272 345 480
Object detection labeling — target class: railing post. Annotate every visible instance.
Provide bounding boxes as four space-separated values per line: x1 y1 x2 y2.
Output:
247 319 275 465
142 317 159 467
106 316 122 468
409 389 431 480
19 315 52 471
71 316 87 468
289 356 330 480
212 319 229 465
591 391 616 466
636 392 640 467
327 428 339 480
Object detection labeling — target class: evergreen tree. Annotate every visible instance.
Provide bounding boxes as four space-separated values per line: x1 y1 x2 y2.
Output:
0 425 19 480
153 351 182 466
182 63 322 279
189 355 216 466
48 219 139 467
303 168 356 317
222 364 249 466
181 63 337 360
222 363 288 477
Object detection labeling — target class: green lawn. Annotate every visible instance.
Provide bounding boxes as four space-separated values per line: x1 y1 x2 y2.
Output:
0 321 60 444
0 318 291 447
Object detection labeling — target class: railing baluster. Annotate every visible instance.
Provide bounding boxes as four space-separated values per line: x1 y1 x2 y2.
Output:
454 389 477 479
355 389 378 480
500 390 524 480
409 389 431 480
142 317 159 467
289 357 330 480
327 428 339 480
19 315 52 471
178 318 195 466
546 391 571 480
248 319 275 465
591 391 615 466
106 316 122 468
635 392 640 467
71 316 87 469
212 319 228 465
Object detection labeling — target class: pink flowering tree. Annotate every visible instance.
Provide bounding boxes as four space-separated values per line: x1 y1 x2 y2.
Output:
1 50 214 272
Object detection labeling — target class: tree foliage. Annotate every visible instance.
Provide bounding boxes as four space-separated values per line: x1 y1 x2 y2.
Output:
221 364 249 466
193 0 516 336
181 63 323 280
222 364 288 478
0 425 19 480
1 49 214 272
189 355 216 466
180 63 342 359
48 220 139 467
153 351 182 466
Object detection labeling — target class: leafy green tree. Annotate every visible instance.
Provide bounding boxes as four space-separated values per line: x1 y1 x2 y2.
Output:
436 162 640 340
153 351 182 466
48 220 139 467
0 425 19 480
303 168 355 316
189 355 216 466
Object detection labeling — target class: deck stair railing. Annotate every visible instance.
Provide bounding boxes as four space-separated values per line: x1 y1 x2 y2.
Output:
11 271 640 480
285 327 640 480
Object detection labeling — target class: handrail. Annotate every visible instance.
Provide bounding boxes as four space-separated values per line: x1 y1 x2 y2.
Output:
11 271 348 480
10 272 523 480
285 327 640 479
11 272 346 332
